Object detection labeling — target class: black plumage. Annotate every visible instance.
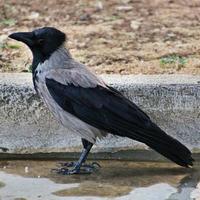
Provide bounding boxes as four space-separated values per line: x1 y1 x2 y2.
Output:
46 78 194 167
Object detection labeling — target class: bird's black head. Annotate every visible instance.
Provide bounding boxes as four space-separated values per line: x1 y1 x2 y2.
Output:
9 27 66 67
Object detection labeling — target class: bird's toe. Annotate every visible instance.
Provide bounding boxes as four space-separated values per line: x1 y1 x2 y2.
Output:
52 161 101 175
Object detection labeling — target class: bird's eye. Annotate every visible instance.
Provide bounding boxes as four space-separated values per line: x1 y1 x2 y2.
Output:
37 39 44 45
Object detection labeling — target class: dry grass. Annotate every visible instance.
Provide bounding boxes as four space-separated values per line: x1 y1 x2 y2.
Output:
1 0 200 75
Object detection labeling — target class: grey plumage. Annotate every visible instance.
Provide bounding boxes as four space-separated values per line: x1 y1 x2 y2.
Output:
35 45 107 143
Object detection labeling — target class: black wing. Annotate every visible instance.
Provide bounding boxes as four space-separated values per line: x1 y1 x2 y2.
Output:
46 78 193 167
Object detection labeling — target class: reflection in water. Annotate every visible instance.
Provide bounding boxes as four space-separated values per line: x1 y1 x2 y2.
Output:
0 171 78 200
0 160 199 200
170 169 200 200
116 183 177 200
191 182 200 200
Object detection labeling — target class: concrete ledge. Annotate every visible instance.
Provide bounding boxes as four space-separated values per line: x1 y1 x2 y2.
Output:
0 73 200 159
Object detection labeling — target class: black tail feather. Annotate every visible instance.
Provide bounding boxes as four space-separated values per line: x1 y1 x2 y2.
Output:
107 109 194 167
107 87 194 167
125 123 194 167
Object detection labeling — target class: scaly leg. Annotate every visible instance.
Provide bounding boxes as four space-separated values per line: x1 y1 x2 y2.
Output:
53 139 100 175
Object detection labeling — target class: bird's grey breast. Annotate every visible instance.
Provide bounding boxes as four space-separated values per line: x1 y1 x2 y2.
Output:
33 60 106 143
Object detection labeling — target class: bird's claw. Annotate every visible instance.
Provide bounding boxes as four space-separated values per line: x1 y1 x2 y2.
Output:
52 161 101 175
51 167 81 175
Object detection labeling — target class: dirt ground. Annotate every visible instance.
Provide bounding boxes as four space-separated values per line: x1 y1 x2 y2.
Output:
1 0 200 75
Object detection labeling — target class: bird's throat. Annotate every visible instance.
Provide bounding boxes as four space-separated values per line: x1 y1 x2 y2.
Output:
31 50 49 75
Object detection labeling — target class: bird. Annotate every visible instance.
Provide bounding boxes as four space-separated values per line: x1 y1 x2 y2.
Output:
9 27 194 175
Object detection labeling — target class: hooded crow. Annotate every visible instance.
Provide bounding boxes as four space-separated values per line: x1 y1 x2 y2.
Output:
9 27 194 175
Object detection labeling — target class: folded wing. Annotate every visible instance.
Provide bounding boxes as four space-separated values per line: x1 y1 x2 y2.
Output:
45 70 193 167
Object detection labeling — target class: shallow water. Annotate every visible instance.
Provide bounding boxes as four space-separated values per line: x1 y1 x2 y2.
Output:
0 160 199 200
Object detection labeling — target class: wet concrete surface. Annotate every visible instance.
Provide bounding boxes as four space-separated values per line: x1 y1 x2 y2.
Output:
0 160 199 200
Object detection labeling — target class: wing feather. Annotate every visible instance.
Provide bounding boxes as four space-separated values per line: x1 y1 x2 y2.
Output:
45 71 193 167
45 68 105 88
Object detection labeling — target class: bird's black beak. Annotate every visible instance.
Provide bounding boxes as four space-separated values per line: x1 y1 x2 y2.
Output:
9 32 34 46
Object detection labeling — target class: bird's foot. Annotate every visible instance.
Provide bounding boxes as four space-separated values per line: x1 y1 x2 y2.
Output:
52 162 101 175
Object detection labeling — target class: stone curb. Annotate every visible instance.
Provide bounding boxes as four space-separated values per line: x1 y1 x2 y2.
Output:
0 73 200 160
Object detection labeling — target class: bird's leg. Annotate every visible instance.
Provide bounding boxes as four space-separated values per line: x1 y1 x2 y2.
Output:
53 139 100 175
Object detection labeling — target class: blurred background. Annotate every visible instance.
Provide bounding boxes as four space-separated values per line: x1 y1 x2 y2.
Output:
1 0 200 75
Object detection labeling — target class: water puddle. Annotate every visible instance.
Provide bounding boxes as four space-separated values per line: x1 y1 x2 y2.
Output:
0 160 199 200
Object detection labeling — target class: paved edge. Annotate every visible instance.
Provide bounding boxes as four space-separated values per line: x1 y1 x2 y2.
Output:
0 73 200 161
0 150 200 163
